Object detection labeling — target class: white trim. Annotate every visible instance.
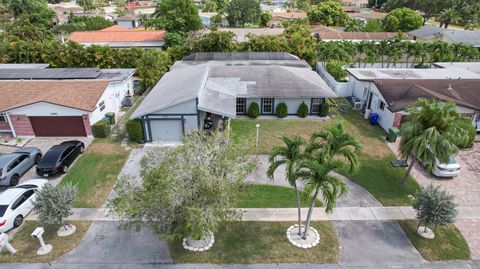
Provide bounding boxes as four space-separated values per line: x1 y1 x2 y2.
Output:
5 112 16 137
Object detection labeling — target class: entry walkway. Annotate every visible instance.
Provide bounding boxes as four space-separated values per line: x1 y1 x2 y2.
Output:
26 206 480 222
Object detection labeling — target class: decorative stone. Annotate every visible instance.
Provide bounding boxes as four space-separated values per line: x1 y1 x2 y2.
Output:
182 232 215 252
57 224 76 237
417 226 435 239
286 225 320 249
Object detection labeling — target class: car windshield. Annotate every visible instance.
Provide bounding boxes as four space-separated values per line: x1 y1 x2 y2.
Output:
448 156 457 164
0 205 7 217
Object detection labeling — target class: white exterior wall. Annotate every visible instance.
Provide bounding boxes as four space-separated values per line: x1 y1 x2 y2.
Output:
274 98 311 114
152 99 198 114
90 79 132 124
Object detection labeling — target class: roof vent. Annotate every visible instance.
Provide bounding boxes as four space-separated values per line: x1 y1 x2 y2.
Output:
447 83 453 91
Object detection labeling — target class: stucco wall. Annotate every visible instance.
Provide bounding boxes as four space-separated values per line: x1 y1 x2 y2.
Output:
90 79 132 124
274 98 311 114
152 99 198 114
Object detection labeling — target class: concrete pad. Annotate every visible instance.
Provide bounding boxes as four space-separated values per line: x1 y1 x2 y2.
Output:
346 207 374 220
457 206 480 220
57 221 172 264
399 206 417 219
371 207 405 220
327 208 350 220
241 208 277 221
334 220 425 266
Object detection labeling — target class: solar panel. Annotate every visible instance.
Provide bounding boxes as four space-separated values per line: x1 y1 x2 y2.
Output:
0 68 101 80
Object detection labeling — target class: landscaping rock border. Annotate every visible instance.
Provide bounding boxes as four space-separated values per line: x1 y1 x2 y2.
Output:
57 224 76 237
286 224 320 249
182 232 215 252
417 226 435 239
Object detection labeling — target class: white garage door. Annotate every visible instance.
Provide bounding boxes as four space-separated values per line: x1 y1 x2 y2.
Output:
150 120 183 142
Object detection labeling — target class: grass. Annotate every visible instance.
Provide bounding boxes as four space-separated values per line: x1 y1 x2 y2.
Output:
0 221 91 263
398 220 471 261
169 221 339 264
231 104 421 206
61 140 130 208
235 184 322 208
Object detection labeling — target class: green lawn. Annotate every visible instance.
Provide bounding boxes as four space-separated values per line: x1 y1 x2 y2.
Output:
61 141 130 208
235 184 322 208
169 221 339 263
398 220 471 261
231 106 421 206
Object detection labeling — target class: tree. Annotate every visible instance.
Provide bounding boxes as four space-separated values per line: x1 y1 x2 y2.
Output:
439 8 462 28
78 0 95 12
260 11 272 27
368 0 388 8
364 19 383 32
308 0 348 26
202 0 217 12
296 122 361 240
164 32 186 48
226 0 261 27
326 60 347 81
383 7 422 32
344 19 364 32
381 0 417 12
413 184 457 234
109 131 256 245
153 0 202 33
185 31 238 52
268 136 306 236
296 0 311 11
33 183 78 232
399 99 468 184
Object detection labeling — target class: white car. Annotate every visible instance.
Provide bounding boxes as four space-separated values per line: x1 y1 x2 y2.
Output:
432 156 461 178
0 179 48 232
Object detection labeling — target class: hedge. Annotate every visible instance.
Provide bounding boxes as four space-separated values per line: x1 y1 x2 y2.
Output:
92 120 110 138
247 102 260 119
298 102 309 118
319 102 329 117
126 119 144 143
276 102 288 118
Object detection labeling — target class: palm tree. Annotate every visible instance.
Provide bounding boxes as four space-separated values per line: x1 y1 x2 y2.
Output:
439 8 462 29
297 122 361 240
344 19 364 32
267 136 305 236
399 99 465 184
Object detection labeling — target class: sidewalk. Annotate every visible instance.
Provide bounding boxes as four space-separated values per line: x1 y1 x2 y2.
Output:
26 206 480 222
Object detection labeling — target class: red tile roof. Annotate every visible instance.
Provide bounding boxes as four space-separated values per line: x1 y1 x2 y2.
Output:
69 26 166 43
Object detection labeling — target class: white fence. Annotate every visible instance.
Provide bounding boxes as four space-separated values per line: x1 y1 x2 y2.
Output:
316 63 351 97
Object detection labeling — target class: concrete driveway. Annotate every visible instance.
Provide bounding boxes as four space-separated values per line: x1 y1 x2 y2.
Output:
0 137 92 189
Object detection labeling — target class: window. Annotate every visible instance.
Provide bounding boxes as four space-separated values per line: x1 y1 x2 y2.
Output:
262 98 274 114
311 98 323 113
236 98 246 114
379 101 385 111
99 101 106 112
0 113 5 122
11 196 26 210
22 189 35 200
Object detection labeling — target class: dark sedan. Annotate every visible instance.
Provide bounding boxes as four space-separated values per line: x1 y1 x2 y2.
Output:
36 141 85 177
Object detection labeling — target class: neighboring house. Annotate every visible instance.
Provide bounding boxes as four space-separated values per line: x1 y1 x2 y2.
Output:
346 65 480 131
130 52 336 142
114 14 144 29
347 12 388 24
218 28 284 42
312 25 407 42
69 25 166 49
408 25 480 47
0 67 135 138
200 12 218 28
268 12 307 27
342 0 368 8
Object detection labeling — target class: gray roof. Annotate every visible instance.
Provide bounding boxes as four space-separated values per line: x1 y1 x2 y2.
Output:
347 67 480 81
183 52 301 61
131 53 336 119
408 25 480 47
0 68 135 81
408 25 450 39
434 62 480 75
0 63 49 69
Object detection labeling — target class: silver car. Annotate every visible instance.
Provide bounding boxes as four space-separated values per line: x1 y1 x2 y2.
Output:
0 148 42 186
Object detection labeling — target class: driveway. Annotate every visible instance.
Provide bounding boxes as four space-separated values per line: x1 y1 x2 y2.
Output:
0 137 92 189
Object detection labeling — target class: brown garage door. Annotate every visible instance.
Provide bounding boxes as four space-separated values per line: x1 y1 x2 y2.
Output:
29 116 87 137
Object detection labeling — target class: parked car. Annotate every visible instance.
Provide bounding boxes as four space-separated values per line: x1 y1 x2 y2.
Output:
432 156 461 178
0 147 42 186
0 179 48 232
36 140 85 177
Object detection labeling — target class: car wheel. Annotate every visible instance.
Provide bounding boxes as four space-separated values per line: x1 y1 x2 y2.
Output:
13 215 23 228
34 154 42 164
10 175 20 186
62 165 69 173
79 146 85 153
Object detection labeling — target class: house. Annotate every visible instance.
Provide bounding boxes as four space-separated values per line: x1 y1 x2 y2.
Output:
130 52 336 142
114 14 144 29
408 25 480 48
0 67 135 138
345 65 480 131
69 25 166 49
200 12 218 27
342 0 368 8
218 28 284 42
347 12 388 24
268 12 307 27
312 25 407 42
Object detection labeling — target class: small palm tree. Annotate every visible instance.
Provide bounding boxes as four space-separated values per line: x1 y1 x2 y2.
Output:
267 136 305 236
344 19 364 32
439 8 462 29
399 99 466 184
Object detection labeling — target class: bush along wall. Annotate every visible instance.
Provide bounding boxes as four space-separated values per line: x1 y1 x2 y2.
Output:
126 119 144 143
298 102 309 118
92 120 111 138
319 102 329 117
276 102 288 118
247 102 260 119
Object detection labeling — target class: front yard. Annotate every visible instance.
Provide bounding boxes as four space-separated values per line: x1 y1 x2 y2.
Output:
231 108 421 206
235 184 322 208
169 221 339 264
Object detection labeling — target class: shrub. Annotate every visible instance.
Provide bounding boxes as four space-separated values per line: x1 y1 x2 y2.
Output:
276 102 288 118
247 102 260 119
326 60 347 81
452 117 476 149
298 102 309 118
92 120 110 138
33 183 77 226
126 119 144 143
413 184 456 231
319 102 329 117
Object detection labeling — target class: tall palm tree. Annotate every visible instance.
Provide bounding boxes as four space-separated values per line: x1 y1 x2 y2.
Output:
297 123 361 239
267 136 305 236
439 8 462 29
399 99 465 184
